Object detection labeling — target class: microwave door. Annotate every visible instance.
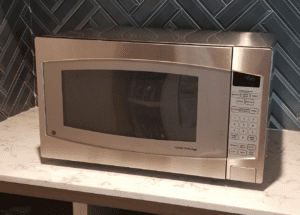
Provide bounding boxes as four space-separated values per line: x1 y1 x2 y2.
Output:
43 60 231 159
42 59 232 180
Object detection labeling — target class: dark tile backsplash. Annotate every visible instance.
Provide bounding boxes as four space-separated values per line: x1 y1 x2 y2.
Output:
0 0 300 131
0 0 35 122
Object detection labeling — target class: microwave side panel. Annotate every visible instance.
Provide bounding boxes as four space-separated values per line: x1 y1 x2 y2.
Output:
226 47 273 183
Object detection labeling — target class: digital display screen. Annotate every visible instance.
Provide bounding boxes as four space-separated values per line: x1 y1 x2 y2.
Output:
233 72 260 88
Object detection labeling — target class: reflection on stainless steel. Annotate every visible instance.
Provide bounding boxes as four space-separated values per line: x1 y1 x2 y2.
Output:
36 37 232 71
36 27 274 183
47 26 274 48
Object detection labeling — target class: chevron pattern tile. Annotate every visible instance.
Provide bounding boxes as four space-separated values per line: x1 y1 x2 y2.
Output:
1 0 299 131
0 0 36 122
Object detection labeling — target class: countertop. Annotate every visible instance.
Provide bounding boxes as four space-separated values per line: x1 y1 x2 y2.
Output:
1 107 300 215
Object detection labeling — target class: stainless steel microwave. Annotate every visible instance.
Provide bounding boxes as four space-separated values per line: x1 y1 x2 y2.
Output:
35 27 274 183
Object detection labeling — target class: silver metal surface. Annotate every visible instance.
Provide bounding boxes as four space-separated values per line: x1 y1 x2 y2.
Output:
41 136 227 179
226 47 273 183
230 166 256 183
35 37 232 70
47 26 274 49
35 29 274 183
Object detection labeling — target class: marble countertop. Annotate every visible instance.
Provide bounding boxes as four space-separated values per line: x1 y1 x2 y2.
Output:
1 107 300 215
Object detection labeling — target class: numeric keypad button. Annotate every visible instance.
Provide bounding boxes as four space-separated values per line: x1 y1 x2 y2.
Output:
231 115 239 121
231 128 239 133
249 117 258 122
240 122 247 128
239 129 247 134
240 116 248 121
249 129 257 135
249 123 257 129
239 135 247 141
231 122 239 127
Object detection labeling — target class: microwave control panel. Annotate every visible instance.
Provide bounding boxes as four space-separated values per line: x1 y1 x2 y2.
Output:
227 72 262 158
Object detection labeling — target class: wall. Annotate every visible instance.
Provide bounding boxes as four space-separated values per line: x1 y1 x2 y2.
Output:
1 0 300 131
0 0 36 122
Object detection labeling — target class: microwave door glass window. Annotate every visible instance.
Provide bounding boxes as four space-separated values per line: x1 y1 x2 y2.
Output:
179 76 198 128
61 70 198 142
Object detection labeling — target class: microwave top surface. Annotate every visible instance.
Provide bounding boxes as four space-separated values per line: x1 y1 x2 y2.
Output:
40 26 274 49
